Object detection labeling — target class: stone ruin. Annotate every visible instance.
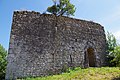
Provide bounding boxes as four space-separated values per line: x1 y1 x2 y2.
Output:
6 11 106 79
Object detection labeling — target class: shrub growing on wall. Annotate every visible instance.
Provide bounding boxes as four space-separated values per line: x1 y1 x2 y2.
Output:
0 44 7 79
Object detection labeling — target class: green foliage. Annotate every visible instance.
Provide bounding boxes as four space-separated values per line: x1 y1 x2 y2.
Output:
47 0 76 16
106 32 117 53
61 64 68 72
111 46 120 67
106 32 120 67
0 44 7 79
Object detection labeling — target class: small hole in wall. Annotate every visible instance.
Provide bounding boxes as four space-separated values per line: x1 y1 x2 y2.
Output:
71 47 74 49
75 39 77 42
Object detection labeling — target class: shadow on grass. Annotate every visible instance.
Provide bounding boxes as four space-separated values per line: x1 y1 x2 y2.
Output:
112 77 120 80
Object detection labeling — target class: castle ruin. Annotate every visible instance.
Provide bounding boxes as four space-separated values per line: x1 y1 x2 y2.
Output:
6 11 106 79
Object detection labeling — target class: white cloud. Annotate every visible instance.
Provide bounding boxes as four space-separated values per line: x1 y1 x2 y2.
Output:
113 31 120 43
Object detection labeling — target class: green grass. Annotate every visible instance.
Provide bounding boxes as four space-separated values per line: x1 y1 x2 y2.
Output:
19 67 120 80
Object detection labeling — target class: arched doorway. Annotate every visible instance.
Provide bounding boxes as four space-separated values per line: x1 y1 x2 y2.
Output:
87 48 95 67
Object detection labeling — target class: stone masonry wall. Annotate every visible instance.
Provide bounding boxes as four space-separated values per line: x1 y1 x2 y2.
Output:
6 11 106 79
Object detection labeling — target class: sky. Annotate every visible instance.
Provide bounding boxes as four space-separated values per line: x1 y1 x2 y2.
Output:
0 0 120 50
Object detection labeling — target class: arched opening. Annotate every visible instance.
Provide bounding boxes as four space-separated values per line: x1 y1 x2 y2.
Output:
87 48 95 67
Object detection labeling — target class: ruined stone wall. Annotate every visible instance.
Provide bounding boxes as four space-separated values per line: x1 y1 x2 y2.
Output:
6 11 106 79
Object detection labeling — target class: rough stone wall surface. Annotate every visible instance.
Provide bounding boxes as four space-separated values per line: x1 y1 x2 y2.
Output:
6 11 106 79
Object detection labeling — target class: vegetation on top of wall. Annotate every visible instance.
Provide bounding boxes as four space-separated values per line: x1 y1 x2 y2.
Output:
0 44 7 79
47 0 76 16
106 32 120 67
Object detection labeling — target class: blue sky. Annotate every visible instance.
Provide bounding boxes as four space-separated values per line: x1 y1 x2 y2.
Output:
0 0 120 50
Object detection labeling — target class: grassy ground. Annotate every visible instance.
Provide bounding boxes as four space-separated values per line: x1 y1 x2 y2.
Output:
19 67 120 80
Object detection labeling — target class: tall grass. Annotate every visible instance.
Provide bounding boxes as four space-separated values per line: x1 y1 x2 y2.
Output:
19 67 120 80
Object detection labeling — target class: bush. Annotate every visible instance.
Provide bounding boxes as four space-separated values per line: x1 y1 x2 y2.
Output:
0 44 7 79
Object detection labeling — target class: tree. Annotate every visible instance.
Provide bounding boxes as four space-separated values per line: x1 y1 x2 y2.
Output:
112 46 120 67
106 32 117 53
0 44 7 79
47 0 76 16
106 32 120 67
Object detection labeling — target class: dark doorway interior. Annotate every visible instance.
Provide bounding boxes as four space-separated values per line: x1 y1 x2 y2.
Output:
87 48 95 67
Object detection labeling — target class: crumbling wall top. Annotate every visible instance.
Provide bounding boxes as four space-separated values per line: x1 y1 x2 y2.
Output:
13 10 103 29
